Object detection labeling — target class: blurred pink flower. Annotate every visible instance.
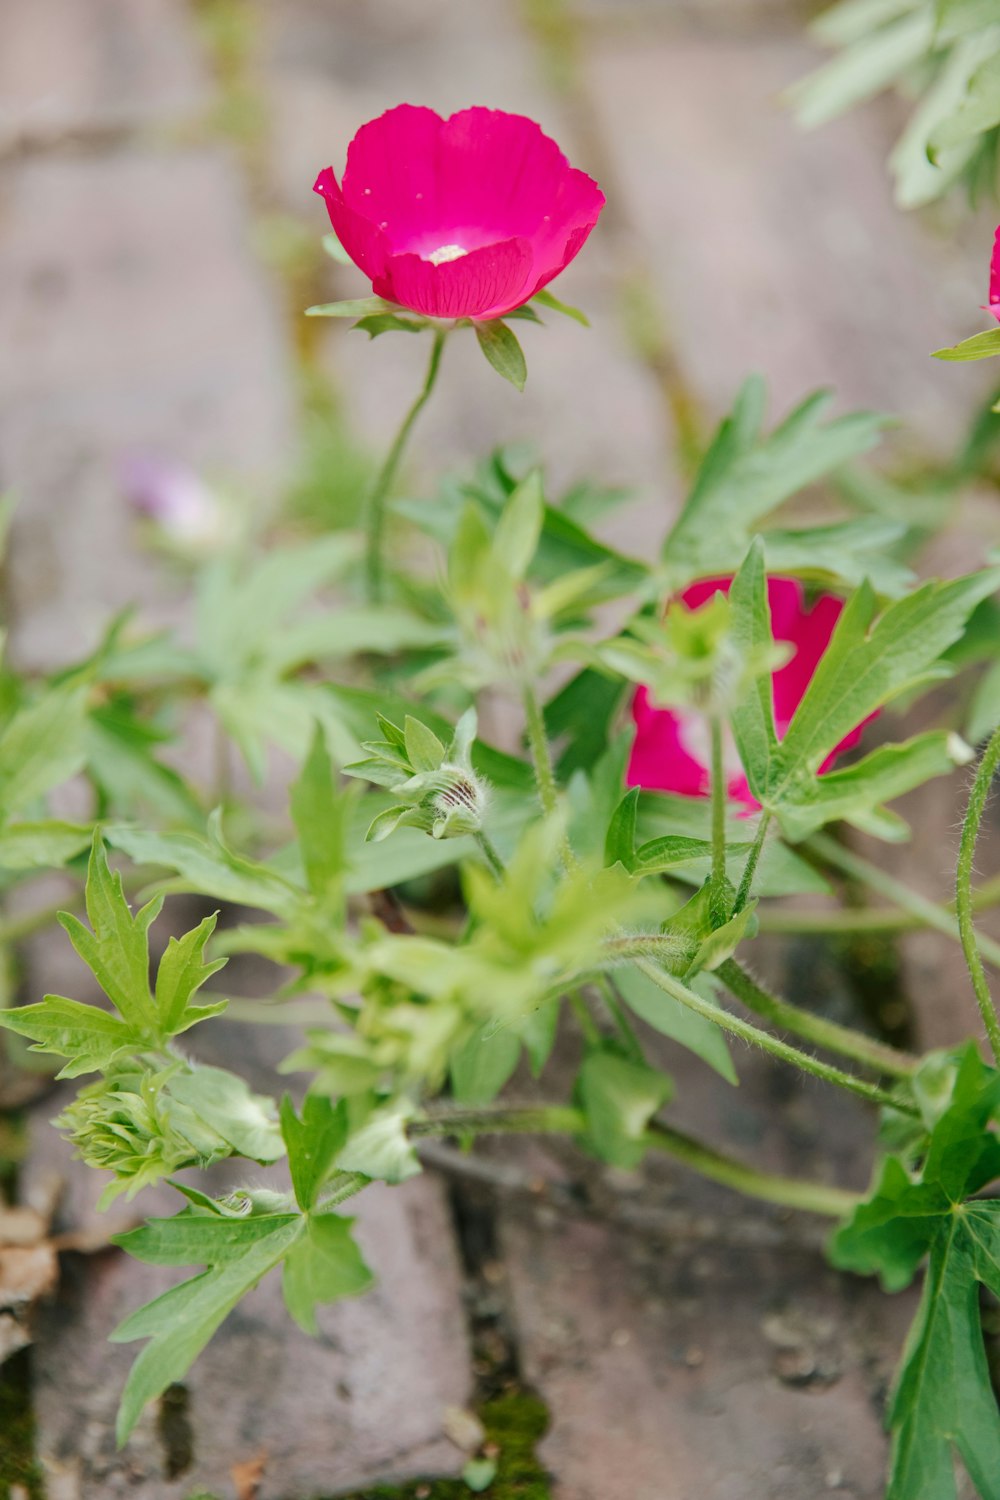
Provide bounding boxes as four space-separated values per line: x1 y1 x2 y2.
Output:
122 454 228 551
626 575 873 807
988 225 1000 320
314 105 605 321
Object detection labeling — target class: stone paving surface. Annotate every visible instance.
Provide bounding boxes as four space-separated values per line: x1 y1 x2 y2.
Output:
1 0 997 1497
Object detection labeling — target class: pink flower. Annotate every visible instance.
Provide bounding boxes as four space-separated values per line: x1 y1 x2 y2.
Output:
626 575 873 807
314 105 605 322
988 225 1000 321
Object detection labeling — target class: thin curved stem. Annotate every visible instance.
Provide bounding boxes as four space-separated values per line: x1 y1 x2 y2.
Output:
716 959 917 1078
521 681 575 868
410 1102 858 1218
733 810 771 916
475 830 506 878
709 716 728 926
808 831 1000 969
956 726 1000 1064
365 328 447 601
644 1121 859 1218
630 957 917 1115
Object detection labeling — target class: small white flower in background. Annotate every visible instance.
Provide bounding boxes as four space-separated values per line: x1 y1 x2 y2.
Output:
121 453 234 554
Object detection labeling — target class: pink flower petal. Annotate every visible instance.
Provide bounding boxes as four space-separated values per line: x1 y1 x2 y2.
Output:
989 224 1000 322
626 574 876 805
376 238 535 321
315 104 604 320
314 167 391 284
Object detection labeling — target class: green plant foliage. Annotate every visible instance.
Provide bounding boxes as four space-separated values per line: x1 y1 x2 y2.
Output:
789 0 1000 206
831 1046 1000 1498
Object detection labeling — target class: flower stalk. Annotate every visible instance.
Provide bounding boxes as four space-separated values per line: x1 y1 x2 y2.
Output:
365 327 446 601
409 1102 858 1218
956 725 1000 1064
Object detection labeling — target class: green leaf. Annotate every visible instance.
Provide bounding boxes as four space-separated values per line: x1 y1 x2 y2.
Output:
662 381 886 579
614 966 737 1084
772 730 971 842
474 319 527 391
450 1024 521 1105
533 287 590 326
290 725 348 901
281 1211 373 1334
153 912 227 1037
0 819 91 870
729 538 778 800
932 50 1000 150
786 11 934 129
321 231 351 265
0 683 89 817
111 1212 303 1443
58 833 160 1034
280 1094 348 1212
933 327 1000 361
168 1067 284 1163
604 787 640 870
105 821 301 917
578 1050 672 1169
336 1099 420 1184
773 571 998 790
0 995 139 1078
352 313 423 337
305 296 401 318
403 715 446 773
830 1047 1000 1499
493 470 544 580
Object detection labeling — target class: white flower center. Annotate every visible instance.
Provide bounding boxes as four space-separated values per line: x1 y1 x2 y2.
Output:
427 243 468 265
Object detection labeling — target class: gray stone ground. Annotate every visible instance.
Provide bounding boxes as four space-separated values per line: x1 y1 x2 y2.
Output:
0 1 997 1497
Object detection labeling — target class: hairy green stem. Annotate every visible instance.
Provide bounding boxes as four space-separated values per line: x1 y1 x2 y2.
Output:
411 1102 857 1217
597 974 644 1061
522 681 560 820
475 830 506 879
956 726 1000 1065
521 680 576 868
365 328 446 601
716 958 917 1078
758 874 1000 941
808 831 1000 969
644 1121 859 1218
630 957 917 1115
709 716 728 925
734 810 771 916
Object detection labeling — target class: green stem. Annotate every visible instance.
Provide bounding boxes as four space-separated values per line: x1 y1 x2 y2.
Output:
758 874 1000 943
709 715 728 925
716 958 917 1078
522 681 575 868
631 957 917 1115
956 726 1000 1065
733 810 771 916
475 830 506 878
809 832 1000 969
410 1103 857 1217
522 682 560 820
597 974 644 1061
570 990 602 1046
645 1121 859 1218
364 328 446 602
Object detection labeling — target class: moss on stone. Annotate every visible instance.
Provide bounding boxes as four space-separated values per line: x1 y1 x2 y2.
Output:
337 1390 551 1500
0 1352 44 1500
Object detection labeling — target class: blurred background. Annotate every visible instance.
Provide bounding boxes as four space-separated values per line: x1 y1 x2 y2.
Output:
1 2 998 1497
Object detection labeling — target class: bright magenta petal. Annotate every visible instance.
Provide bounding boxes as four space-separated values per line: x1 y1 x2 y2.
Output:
315 104 604 318
989 223 1000 322
376 238 534 321
314 166 390 282
626 574 876 806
